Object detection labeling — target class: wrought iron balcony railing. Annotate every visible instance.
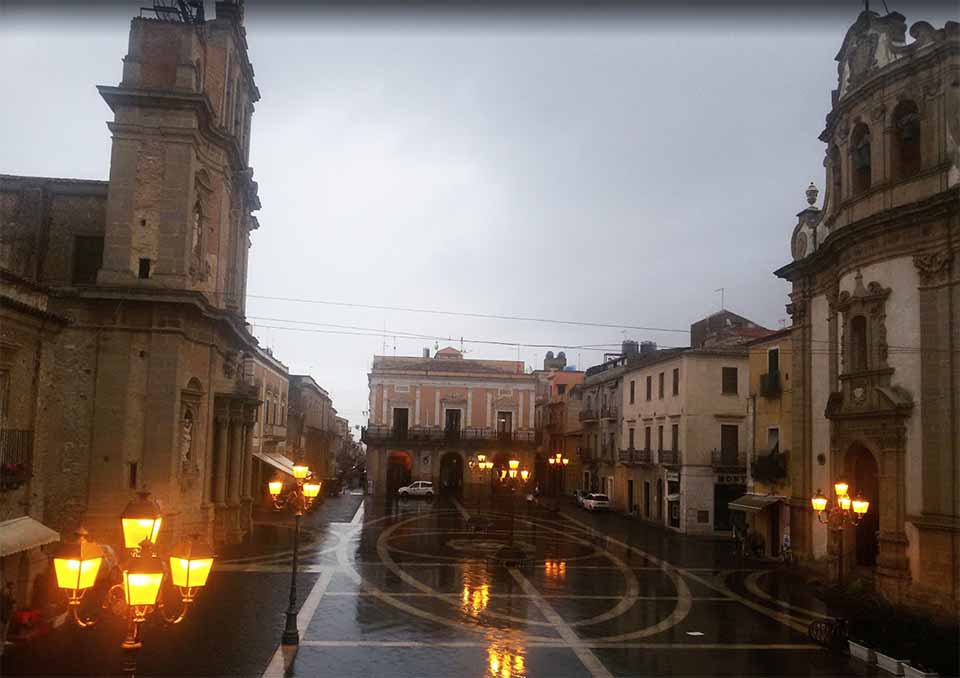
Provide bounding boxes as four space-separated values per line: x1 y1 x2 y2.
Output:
1 429 33 491
711 449 746 469
618 448 652 464
659 449 681 466
600 404 618 420
579 408 598 422
361 425 540 448
759 371 782 398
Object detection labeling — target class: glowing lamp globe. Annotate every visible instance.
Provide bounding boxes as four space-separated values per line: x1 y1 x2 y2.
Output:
520 469 530 481
852 495 870 516
508 469 518 479
562 458 570 466
268 480 284 497
120 492 163 550
53 531 103 595
834 480 849 498
169 538 214 591
123 555 165 608
838 494 852 511
811 490 828 513
508 460 520 471
292 465 309 480
303 481 322 499
477 454 486 464
548 457 555 465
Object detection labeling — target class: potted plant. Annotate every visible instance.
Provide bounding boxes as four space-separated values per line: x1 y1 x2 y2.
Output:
848 638 876 664
876 649 908 675
903 663 939 678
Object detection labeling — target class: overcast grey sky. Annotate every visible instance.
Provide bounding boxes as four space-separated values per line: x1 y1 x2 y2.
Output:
2 2 954 426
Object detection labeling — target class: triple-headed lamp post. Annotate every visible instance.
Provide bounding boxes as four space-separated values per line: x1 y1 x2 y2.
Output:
267 463 321 646
547 452 569 496
51 492 214 677
811 480 870 584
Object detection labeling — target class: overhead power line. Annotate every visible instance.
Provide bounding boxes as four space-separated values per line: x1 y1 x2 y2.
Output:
245 292 691 334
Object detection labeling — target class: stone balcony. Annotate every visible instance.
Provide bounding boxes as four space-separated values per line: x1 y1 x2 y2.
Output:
361 425 541 450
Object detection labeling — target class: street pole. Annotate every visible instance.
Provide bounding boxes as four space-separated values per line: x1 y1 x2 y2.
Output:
121 615 142 677
282 511 301 645
837 525 844 587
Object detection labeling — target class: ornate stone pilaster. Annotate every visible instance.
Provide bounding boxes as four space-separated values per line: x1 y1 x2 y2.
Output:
241 404 256 502
228 407 244 506
213 412 229 505
914 251 953 287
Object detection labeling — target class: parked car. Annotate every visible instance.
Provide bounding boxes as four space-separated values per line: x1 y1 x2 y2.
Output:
398 480 434 499
573 489 587 507
582 493 610 511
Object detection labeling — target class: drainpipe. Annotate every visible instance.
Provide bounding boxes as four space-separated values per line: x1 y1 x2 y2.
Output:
748 394 757 494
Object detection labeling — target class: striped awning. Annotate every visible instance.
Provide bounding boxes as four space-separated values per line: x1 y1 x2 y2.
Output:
253 451 295 478
0 516 59 557
728 494 785 513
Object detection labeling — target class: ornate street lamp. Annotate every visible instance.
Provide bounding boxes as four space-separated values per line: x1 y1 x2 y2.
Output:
51 494 214 676
811 480 870 584
268 466 322 646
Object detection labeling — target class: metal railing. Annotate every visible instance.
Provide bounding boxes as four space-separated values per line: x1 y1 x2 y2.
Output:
659 449 681 465
361 425 540 447
579 408 598 422
600 404 618 420
760 371 782 398
618 448 652 464
711 449 746 469
1 429 33 490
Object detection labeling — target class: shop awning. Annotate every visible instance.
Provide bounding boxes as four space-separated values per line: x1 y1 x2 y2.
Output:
0 516 59 557
253 450 295 478
728 494 785 513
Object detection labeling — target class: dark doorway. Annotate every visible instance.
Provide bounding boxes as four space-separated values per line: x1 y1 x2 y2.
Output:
643 481 651 518
847 445 879 567
439 452 463 495
393 408 409 439
386 451 412 495
656 479 664 521
497 411 512 442
627 480 634 514
714 483 746 531
444 409 461 440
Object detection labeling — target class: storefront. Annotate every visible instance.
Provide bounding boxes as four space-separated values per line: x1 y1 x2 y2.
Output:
728 493 787 558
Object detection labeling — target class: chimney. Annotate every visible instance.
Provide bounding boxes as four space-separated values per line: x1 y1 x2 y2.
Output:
422 348 430 358
640 341 657 355
621 340 640 357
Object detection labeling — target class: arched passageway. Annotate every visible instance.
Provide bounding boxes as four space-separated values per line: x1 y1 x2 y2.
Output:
439 452 463 495
386 451 412 494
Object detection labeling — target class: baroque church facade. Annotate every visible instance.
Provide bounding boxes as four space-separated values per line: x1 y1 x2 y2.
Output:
1 1 266 547
776 11 959 614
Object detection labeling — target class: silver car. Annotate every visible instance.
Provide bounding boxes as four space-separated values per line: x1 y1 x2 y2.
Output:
398 480 434 499
582 493 610 511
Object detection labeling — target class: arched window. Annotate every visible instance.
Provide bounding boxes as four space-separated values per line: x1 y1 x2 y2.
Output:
850 123 872 196
849 315 868 372
893 100 921 180
830 145 842 206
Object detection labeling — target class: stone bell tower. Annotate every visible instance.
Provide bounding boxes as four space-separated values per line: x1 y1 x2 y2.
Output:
96 0 260 315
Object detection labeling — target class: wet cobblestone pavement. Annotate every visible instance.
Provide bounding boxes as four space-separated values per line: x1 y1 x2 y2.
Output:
4 492 891 677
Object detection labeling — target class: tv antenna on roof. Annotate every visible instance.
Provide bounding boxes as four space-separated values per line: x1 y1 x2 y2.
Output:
714 287 726 310
149 0 205 24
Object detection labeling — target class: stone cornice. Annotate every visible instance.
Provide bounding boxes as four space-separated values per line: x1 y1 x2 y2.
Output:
98 86 260 211
775 187 959 282
49 286 259 350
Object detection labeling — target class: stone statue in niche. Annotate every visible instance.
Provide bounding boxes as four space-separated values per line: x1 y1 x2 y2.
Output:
181 409 194 465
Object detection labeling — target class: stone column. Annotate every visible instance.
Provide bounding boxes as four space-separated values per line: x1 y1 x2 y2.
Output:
241 406 256 501
214 414 229 505
228 414 244 506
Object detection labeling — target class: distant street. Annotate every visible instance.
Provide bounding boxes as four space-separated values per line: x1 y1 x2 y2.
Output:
5 491 881 677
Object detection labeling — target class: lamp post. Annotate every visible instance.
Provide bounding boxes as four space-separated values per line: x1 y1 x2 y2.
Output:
268 464 321 646
547 452 569 497
811 480 870 585
51 492 214 677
